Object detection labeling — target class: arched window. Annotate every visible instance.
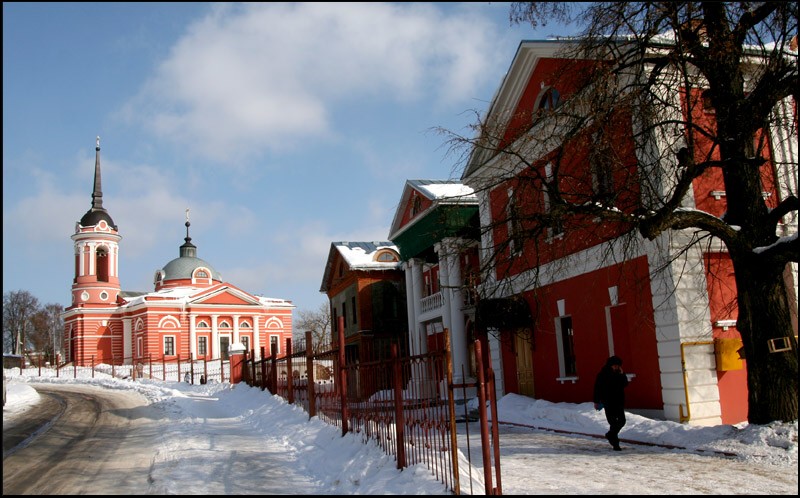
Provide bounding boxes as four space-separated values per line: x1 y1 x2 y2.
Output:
96 246 109 282
375 250 399 263
535 86 561 113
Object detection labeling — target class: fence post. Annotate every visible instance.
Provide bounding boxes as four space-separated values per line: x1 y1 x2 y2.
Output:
392 343 406 469
338 315 348 437
270 342 278 395
260 346 267 391
220 356 225 383
92 355 95 378
178 355 182 382
286 338 294 404
251 348 257 386
162 356 166 381
305 331 316 418
486 348 502 495
39 354 42 376
474 340 494 495
444 330 460 494
190 353 195 384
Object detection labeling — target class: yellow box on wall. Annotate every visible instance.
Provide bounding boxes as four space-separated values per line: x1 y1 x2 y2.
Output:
714 337 744 371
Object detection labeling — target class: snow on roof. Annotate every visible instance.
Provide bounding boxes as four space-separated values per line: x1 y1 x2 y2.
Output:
408 180 476 202
334 241 401 269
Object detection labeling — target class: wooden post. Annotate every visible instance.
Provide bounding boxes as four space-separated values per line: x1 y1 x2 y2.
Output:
286 338 294 404
392 343 406 469
338 315 348 436
260 346 267 391
306 331 316 418
445 329 460 494
270 342 278 395
474 340 493 495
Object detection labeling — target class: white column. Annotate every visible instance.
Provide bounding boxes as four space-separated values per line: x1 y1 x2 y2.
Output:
211 315 219 357
233 314 240 343
122 318 132 364
409 258 427 356
438 237 469 385
189 314 197 357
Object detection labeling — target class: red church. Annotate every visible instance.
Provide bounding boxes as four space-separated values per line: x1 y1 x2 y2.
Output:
62 138 294 367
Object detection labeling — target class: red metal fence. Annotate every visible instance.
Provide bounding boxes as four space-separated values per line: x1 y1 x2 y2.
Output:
242 319 503 495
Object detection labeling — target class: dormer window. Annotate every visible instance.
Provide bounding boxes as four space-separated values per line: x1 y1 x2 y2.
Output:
411 194 422 216
535 85 561 113
195 269 208 278
375 250 399 263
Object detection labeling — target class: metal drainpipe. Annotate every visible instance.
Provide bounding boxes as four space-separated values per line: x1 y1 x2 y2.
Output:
679 340 714 423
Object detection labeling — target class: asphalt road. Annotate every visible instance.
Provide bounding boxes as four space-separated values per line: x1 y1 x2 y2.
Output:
2 384 163 495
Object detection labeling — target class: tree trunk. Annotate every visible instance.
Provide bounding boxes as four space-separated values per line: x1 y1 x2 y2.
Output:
734 258 798 424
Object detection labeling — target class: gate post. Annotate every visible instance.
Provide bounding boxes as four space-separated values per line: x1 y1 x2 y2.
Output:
474 341 494 495
260 346 267 391
445 330 460 494
338 316 349 436
286 338 294 404
486 349 502 495
392 343 406 469
270 342 278 394
306 331 316 418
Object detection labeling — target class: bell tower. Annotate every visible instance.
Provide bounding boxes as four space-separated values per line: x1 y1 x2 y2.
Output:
70 137 122 307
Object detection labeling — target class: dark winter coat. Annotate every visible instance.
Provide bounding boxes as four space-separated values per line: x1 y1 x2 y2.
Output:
593 361 629 409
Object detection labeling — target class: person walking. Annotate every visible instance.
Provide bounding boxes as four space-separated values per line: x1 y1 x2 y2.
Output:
593 355 629 451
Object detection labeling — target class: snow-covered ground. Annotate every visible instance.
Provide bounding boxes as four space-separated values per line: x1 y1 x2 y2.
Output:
3 369 797 494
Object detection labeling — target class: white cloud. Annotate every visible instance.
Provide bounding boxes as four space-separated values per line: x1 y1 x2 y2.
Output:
122 3 503 162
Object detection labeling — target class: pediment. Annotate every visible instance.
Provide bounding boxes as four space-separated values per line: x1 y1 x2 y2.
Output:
190 285 261 306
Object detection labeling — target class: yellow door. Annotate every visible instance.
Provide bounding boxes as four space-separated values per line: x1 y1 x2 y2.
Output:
515 332 535 397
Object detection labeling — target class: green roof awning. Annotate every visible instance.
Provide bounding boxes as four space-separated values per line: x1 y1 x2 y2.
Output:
391 205 478 261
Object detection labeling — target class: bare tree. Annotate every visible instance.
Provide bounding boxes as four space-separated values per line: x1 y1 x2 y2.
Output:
440 2 797 423
2 290 40 355
28 304 64 362
294 301 333 353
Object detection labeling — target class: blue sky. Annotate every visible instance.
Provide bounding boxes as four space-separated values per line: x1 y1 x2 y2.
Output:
3 2 576 315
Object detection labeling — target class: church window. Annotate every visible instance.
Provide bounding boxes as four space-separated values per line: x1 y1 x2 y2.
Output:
241 335 250 352
164 336 176 356
100 291 109 301
96 247 109 282
195 269 208 278
197 320 209 328
219 321 231 328
240 321 251 328
270 335 280 354
198 336 208 355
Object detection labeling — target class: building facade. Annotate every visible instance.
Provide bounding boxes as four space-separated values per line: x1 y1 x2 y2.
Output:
62 139 294 366
460 40 798 425
320 241 408 363
387 180 481 395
